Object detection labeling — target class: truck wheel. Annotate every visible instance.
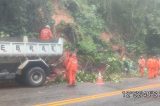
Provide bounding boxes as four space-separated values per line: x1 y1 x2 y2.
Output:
25 67 46 87
15 75 25 85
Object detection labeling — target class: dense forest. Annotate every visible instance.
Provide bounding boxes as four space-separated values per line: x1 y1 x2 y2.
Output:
0 0 53 37
1 0 160 81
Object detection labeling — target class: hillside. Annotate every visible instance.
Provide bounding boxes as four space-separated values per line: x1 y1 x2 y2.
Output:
52 0 74 25
51 0 127 58
1 0 160 77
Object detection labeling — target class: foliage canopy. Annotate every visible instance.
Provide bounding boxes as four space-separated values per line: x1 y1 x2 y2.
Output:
0 0 53 37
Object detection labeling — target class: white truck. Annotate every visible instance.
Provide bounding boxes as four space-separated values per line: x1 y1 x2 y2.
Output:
0 37 63 87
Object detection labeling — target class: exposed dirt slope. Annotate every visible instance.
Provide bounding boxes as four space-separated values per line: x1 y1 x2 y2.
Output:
52 0 126 58
52 0 74 26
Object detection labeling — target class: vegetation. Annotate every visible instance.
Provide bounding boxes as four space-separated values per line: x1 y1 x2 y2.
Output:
76 71 97 83
0 0 53 37
1 0 160 82
62 0 160 55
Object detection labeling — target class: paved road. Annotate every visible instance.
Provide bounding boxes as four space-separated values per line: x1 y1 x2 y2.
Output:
1 77 160 106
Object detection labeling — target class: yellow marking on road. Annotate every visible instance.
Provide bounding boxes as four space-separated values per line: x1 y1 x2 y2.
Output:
35 83 160 106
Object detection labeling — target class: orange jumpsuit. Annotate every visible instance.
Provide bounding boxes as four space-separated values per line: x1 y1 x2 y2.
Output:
147 58 154 79
67 54 78 85
39 27 53 40
153 58 159 78
158 59 160 75
63 51 70 80
138 58 146 77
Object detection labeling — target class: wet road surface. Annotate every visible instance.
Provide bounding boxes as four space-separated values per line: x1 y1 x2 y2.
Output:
1 77 160 106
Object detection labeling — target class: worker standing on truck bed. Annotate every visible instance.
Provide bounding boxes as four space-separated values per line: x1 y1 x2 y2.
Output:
66 52 78 86
39 25 53 40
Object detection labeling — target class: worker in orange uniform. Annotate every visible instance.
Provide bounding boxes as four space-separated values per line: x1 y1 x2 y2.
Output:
158 57 160 75
138 56 146 77
146 56 154 79
67 53 78 86
39 25 53 40
153 56 159 78
63 49 71 81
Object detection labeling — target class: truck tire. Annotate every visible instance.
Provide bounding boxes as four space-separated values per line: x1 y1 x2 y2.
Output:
25 67 46 87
